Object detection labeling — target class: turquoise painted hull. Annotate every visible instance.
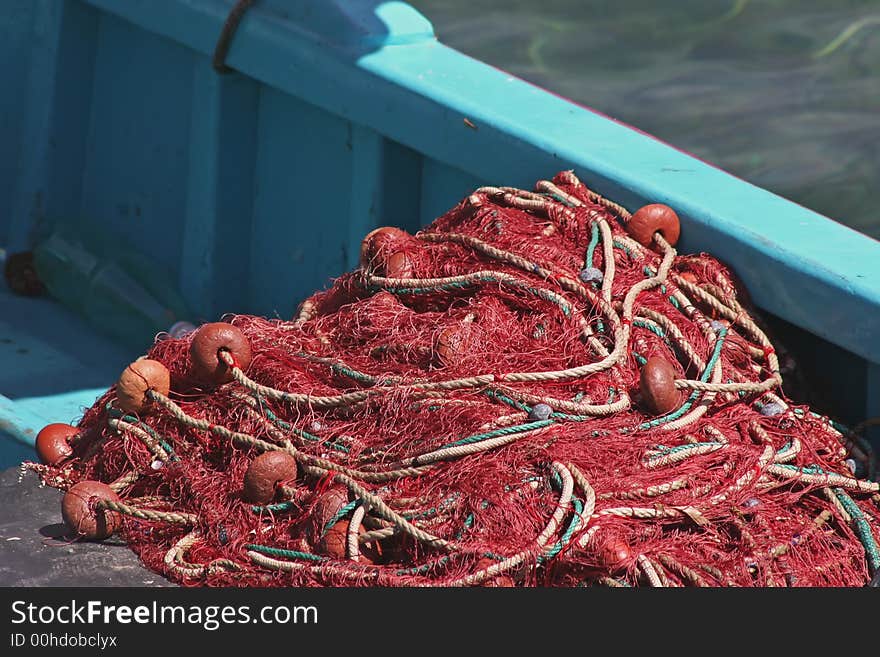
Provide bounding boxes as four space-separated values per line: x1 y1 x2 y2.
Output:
1 0 878 464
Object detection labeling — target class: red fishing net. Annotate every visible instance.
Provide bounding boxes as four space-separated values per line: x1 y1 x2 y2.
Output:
25 171 880 587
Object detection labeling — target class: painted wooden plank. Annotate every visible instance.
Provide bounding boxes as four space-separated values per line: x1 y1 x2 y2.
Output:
6 0 99 246
7 0 64 250
0 393 50 446
419 158 485 227
0 0 38 246
248 88 355 316
867 362 880 450
78 0 880 366
378 138 423 235
182 57 258 319
80 11 195 277
346 124 385 271
0 285 130 447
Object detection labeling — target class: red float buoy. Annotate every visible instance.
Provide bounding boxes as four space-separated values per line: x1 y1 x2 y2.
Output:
435 326 465 366
360 227 415 277
116 359 170 415
318 521 350 560
61 481 122 540
384 251 413 278
627 204 680 248
369 291 401 311
309 487 353 558
598 535 632 572
243 451 298 504
35 423 78 465
640 356 682 415
189 322 252 385
3 251 45 297
316 516 380 563
361 227 408 262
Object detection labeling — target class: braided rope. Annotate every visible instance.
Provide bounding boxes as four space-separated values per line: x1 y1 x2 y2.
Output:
599 478 689 500
109 418 169 463
643 442 726 469
96 500 198 525
766 464 879 493
657 553 709 587
347 505 366 562
165 531 240 578
638 554 664 587
597 504 708 526
108 471 140 493
37 170 879 587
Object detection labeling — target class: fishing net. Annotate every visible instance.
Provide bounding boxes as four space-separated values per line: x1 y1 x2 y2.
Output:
23 170 880 587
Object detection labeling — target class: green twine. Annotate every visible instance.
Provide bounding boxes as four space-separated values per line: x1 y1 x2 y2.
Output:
648 441 725 459
459 513 475 535
106 404 178 461
453 500 489 539
245 544 327 562
394 546 504 577
295 351 381 386
403 493 460 520
832 488 880 573
259 401 349 454
775 441 796 460
485 389 530 412
803 413 875 479
540 497 585 562
585 222 600 269
612 239 635 258
641 268 681 310
484 389 592 423
547 192 576 208
440 420 554 449
453 513 476 541
396 556 452 576
371 274 572 317
776 463 825 475
579 224 606 335
632 319 666 339
329 362 378 385
251 500 297 513
322 499 361 536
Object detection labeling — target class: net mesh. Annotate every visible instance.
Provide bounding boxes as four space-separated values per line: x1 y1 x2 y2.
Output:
25 171 880 587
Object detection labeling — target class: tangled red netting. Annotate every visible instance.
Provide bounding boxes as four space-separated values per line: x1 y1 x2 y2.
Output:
26 170 880 587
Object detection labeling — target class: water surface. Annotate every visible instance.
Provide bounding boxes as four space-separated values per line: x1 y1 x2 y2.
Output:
409 0 880 240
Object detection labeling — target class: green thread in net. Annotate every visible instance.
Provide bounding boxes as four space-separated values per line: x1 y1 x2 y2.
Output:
322 499 361 536
245 544 327 562
833 488 880 573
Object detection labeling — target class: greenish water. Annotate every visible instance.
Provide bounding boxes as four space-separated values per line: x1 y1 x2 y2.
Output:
409 0 880 240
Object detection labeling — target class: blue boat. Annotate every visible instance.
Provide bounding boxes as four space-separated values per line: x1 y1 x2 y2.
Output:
1 0 878 467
